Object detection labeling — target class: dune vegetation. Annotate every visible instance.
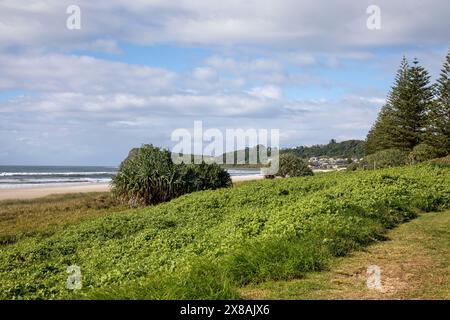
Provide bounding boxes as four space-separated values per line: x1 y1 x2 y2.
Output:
0 162 449 299
0 193 125 246
111 144 232 207
242 210 450 300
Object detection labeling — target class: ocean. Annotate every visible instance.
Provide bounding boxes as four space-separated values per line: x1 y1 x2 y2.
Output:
0 166 261 189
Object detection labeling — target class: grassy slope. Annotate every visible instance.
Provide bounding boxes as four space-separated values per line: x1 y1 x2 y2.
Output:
0 193 126 245
242 210 450 299
0 164 449 299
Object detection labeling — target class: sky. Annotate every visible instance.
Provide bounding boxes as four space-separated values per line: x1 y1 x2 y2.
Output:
0 0 449 165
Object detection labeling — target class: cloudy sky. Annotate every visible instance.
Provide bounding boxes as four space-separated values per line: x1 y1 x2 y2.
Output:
0 0 449 165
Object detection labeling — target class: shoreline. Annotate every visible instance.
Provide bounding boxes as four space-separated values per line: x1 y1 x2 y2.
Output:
0 175 264 201
0 183 111 201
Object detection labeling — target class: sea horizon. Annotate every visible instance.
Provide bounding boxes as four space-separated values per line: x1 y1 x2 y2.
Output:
0 165 262 189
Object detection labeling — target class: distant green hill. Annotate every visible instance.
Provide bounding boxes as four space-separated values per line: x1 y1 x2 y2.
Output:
283 139 366 159
217 145 273 167
125 140 365 168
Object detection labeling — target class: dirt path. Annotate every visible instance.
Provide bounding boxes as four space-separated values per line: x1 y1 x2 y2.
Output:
242 211 450 300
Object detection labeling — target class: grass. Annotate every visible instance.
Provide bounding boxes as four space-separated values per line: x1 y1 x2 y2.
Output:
0 193 127 245
241 210 450 299
0 163 449 299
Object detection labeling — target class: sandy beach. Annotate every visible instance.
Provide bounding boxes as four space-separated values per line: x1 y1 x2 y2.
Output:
0 184 111 201
232 175 264 183
0 175 264 201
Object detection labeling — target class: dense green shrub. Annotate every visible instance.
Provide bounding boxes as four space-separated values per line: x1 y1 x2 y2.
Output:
1 164 449 299
111 144 178 206
111 144 231 206
359 148 408 170
277 153 313 177
179 162 232 193
408 143 440 164
346 162 359 171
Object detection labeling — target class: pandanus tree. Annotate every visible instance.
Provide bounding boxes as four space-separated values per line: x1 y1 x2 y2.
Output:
112 144 232 207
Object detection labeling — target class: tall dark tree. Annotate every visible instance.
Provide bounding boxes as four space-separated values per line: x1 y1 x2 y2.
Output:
366 57 409 153
366 104 396 154
393 58 435 150
366 57 435 153
427 51 450 155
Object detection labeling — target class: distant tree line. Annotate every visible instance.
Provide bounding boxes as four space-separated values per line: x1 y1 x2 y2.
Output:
282 139 366 159
366 51 450 157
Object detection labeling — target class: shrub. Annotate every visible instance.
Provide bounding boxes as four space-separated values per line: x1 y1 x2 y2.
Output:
111 144 178 207
346 162 359 171
179 162 232 193
360 148 408 170
277 153 313 177
408 143 440 164
111 144 231 206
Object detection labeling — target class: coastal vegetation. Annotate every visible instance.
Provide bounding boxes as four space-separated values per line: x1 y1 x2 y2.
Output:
1 52 449 300
283 140 365 160
0 193 124 246
276 153 313 177
242 210 450 300
366 52 450 157
111 144 231 207
346 51 450 171
1 161 449 299
350 149 408 171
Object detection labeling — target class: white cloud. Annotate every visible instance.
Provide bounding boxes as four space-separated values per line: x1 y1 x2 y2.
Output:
192 67 218 81
1 0 449 52
0 0 448 164
247 85 282 100
205 56 281 73
0 53 177 94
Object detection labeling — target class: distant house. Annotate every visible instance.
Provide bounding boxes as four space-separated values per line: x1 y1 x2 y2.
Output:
308 156 351 170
